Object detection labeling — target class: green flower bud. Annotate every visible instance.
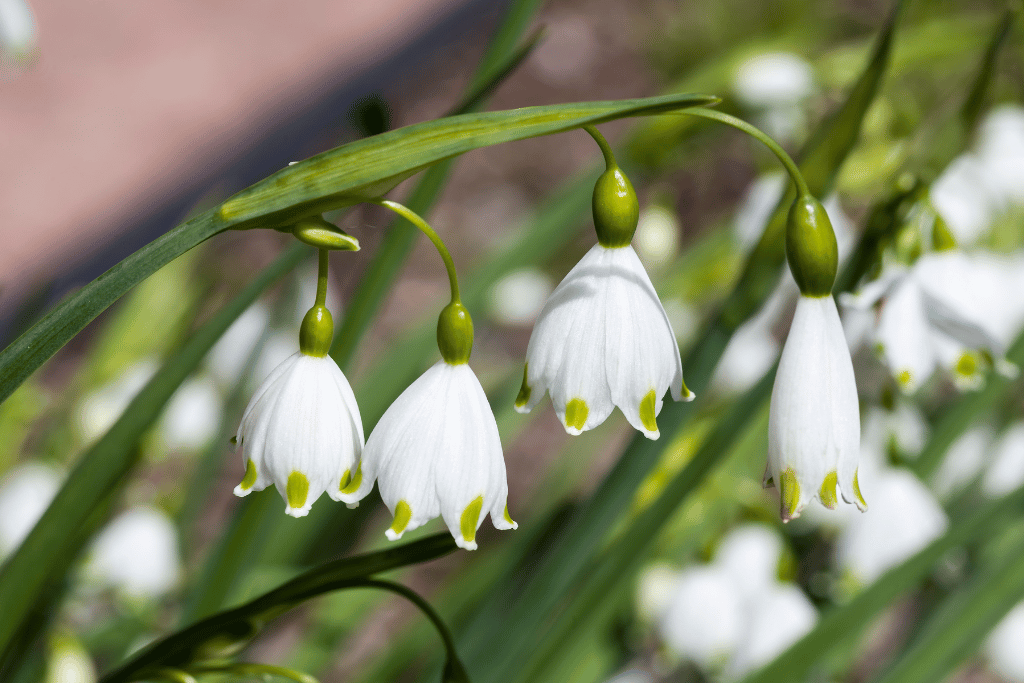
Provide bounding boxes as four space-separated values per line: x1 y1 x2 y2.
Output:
786 194 838 297
292 217 360 251
437 301 474 365
299 304 334 357
593 165 639 248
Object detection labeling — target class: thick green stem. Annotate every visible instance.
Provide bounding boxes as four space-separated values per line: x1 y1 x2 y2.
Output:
191 663 318 683
372 199 461 303
583 125 616 170
684 108 811 197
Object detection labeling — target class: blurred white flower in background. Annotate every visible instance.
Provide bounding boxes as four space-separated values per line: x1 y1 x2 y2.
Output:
986 601 1024 682
158 374 223 452
0 0 37 69
634 205 680 269
932 105 1024 244
205 302 270 390
734 173 787 252
636 562 683 624
836 467 947 585
712 284 786 394
727 583 817 678
487 268 554 326
981 423 1024 498
86 506 181 599
842 250 1021 393
649 524 816 679
0 462 61 556
45 633 96 683
732 52 815 141
659 565 745 671
76 360 158 444
931 425 994 500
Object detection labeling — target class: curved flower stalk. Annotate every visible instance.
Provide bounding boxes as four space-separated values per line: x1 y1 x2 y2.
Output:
340 200 515 550
841 217 1021 392
768 195 864 520
516 126 693 440
234 244 365 518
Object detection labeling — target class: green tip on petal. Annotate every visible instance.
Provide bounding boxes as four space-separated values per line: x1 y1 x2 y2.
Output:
819 471 838 509
780 468 801 522
286 471 309 510
460 496 484 548
639 389 658 433
896 369 913 389
340 465 362 495
564 398 589 433
503 505 517 527
339 469 351 491
238 459 258 491
853 470 868 510
390 500 412 538
230 435 238 445
515 364 531 409
956 352 978 378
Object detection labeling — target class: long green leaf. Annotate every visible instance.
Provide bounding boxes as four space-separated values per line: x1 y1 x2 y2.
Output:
455 8 900 679
99 534 456 683
870 527 1024 683
739 488 1024 683
0 93 716 409
0 243 307 661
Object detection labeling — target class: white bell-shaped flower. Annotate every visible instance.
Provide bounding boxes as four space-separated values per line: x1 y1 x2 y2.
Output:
234 303 364 518
725 583 817 679
987 601 1024 682
87 506 181 599
341 303 515 550
658 565 744 671
515 243 693 439
768 295 863 520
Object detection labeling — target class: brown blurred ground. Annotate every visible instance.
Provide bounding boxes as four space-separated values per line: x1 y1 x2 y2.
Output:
0 0 467 312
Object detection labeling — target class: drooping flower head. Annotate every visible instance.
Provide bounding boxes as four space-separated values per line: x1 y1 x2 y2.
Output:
340 199 515 550
234 243 364 518
516 127 693 439
341 302 516 549
767 194 864 520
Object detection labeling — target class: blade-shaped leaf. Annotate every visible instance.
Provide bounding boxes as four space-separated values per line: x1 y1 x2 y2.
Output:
0 93 717 409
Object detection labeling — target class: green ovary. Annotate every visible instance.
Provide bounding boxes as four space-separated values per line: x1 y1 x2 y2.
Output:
564 399 589 431
461 496 484 545
286 471 309 509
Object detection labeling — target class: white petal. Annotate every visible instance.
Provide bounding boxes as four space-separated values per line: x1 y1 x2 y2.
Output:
875 278 935 393
986 601 1024 682
981 424 1024 498
727 584 817 678
658 566 744 671
768 296 861 519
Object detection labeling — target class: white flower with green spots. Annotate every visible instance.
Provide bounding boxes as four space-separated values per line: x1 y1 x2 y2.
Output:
768 295 864 521
339 360 516 550
514 243 693 439
841 250 1019 392
234 351 364 518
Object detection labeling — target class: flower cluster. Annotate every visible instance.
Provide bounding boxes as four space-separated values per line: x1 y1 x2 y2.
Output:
231 130 698 546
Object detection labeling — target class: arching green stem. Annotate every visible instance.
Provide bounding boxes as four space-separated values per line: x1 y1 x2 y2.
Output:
683 108 811 197
583 125 616 170
315 248 329 306
372 199 461 303
360 578 469 681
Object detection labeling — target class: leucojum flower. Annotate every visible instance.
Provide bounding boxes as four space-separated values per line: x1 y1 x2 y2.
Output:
234 224 364 518
340 200 515 550
767 194 864 520
516 126 693 439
